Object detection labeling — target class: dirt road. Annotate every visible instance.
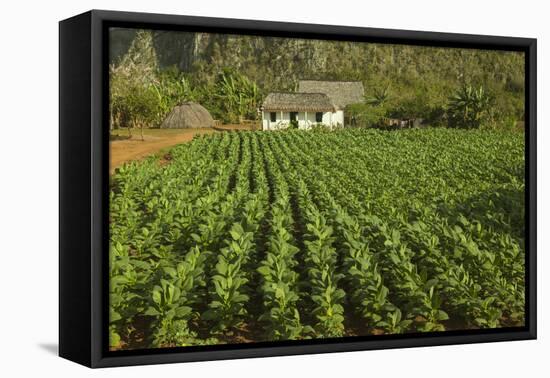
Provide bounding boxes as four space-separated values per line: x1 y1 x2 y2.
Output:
110 128 216 173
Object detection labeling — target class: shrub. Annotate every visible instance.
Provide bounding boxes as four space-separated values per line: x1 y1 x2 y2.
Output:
423 105 447 127
110 30 159 133
346 103 387 128
309 123 332 132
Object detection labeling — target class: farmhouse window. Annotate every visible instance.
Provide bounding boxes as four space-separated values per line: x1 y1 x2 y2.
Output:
270 112 276 122
315 112 323 122
290 112 298 122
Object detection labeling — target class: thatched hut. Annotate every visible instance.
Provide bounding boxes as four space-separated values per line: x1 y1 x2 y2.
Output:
161 102 214 129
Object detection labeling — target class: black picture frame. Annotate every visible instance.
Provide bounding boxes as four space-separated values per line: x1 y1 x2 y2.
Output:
59 9 537 368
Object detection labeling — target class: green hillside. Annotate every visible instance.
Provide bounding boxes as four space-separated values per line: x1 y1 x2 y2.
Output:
109 28 525 128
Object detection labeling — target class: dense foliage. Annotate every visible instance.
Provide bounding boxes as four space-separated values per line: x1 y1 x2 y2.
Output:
109 30 525 130
109 32 263 128
109 129 525 350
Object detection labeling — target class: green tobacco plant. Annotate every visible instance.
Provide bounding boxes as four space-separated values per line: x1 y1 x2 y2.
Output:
108 128 525 349
144 279 194 347
202 223 253 333
304 208 346 338
416 285 449 332
378 309 413 334
336 209 394 328
109 242 152 348
257 209 310 339
475 297 503 328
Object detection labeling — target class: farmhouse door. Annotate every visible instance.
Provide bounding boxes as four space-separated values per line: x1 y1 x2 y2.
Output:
290 112 298 122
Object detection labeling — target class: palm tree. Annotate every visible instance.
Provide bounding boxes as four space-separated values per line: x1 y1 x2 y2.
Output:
447 85 492 129
366 85 391 106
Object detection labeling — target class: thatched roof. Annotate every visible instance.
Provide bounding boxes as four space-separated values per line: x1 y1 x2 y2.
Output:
262 92 335 112
161 102 214 129
298 80 365 109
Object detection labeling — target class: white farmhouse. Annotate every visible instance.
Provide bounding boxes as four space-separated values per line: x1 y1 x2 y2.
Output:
261 92 337 130
261 80 364 130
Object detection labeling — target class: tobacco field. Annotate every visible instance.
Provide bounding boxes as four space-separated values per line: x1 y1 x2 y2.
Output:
109 128 525 350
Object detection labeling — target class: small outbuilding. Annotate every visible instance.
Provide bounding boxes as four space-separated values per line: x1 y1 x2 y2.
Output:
161 102 214 129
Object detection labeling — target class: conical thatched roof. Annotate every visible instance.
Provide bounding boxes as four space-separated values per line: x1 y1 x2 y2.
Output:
161 102 214 129
262 92 335 112
298 80 365 109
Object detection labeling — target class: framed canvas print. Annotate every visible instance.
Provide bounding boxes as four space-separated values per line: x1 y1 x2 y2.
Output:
59 10 536 368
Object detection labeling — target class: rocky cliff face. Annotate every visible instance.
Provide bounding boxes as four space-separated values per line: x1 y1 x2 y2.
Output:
148 32 352 90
